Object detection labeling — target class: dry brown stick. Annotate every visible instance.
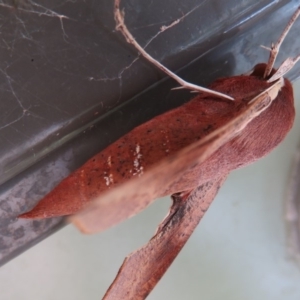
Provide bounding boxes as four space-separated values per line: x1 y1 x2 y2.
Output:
103 176 227 300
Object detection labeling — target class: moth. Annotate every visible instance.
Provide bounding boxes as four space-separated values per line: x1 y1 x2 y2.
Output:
19 2 300 299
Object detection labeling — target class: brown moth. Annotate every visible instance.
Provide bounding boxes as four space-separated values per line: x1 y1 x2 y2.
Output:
19 2 300 299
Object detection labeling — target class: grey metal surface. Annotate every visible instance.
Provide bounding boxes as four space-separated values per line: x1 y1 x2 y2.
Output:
0 0 299 265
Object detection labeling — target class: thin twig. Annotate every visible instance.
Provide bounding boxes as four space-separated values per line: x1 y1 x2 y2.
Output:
114 0 234 101
264 6 300 78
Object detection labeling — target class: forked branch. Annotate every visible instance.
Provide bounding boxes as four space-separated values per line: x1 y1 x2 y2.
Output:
114 0 234 100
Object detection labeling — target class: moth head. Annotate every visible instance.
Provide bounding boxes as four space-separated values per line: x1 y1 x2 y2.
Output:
248 63 276 79
208 63 294 172
228 73 294 169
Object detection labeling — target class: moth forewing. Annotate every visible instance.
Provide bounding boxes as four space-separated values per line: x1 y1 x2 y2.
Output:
70 79 284 234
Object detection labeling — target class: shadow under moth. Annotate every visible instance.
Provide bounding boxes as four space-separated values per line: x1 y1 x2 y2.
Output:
18 2 300 299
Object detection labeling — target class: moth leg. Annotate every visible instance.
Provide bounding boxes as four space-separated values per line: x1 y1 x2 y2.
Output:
285 145 300 263
114 0 233 101
102 176 226 300
264 6 300 78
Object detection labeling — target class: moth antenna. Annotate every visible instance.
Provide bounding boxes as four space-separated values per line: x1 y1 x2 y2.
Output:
114 0 234 101
247 78 283 105
264 6 300 79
